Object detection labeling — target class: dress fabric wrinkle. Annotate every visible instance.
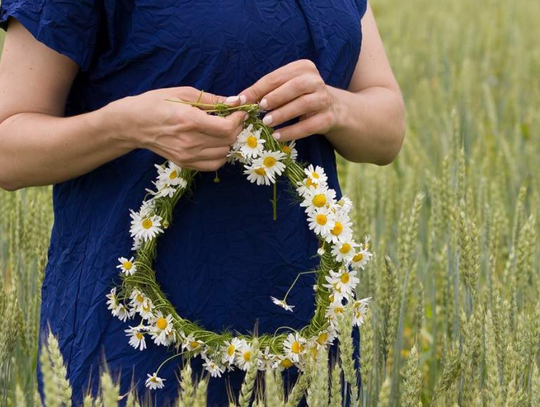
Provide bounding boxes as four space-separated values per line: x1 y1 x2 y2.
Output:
0 0 368 405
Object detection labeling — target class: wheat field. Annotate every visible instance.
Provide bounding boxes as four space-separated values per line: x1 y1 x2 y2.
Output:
1 0 540 405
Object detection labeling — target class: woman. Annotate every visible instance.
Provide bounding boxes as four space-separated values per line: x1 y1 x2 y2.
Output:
0 0 404 405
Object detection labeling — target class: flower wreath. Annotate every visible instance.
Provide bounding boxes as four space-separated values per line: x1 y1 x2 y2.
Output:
105 94 373 390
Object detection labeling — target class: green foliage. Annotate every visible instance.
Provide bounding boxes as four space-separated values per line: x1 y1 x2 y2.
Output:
2 0 540 404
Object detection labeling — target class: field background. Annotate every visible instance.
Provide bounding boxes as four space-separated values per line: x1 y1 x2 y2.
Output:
2 0 540 405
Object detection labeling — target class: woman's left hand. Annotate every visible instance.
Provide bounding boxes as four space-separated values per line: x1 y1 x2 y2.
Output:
230 59 338 142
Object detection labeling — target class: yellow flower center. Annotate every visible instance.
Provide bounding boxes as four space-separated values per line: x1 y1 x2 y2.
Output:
280 358 294 368
142 303 150 312
312 194 326 208
123 261 133 270
263 156 277 168
335 306 345 314
306 178 314 187
339 243 352 254
136 332 144 340
291 341 304 354
282 145 291 154
243 351 251 362
142 218 153 229
312 172 320 179
190 341 200 349
156 318 168 330
317 332 328 345
340 272 350 284
247 135 258 148
331 222 343 236
353 252 364 262
255 168 266 176
169 170 178 179
316 214 327 225
150 377 158 383
136 294 144 303
227 344 235 356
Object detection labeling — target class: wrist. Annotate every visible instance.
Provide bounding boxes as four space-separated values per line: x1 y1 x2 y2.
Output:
325 86 352 138
95 98 139 151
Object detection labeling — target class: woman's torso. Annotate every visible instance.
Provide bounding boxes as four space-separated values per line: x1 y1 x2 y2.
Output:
39 0 366 404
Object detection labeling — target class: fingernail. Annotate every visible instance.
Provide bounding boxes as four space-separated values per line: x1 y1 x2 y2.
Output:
239 94 247 104
225 96 239 103
263 115 273 125
273 131 281 140
243 113 249 122
260 98 268 110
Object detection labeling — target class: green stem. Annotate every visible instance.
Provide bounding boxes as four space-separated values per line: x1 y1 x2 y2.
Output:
282 271 318 303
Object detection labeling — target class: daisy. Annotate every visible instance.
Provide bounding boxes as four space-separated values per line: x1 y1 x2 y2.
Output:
337 196 353 214
150 313 174 346
129 288 146 310
235 340 255 371
116 256 137 275
281 140 298 160
283 333 307 363
351 249 372 269
270 296 295 312
148 182 177 199
251 150 286 178
331 239 359 263
222 337 244 365
257 346 276 371
129 210 164 242
300 186 336 213
324 267 359 300
131 236 143 251
138 298 155 320
325 212 353 244
202 356 225 378
106 288 118 312
307 207 335 237
145 373 166 390
138 199 156 218
244 164 275 186
226 148 249 165
325 298 346 327
125 326 147 351
314 330 336 347
273 355 295 371
237 124 266 159
112 303 130 322
182 333 204 353
304 164 328 185
352 298 371 327
296 177 322 198
156 162 187 188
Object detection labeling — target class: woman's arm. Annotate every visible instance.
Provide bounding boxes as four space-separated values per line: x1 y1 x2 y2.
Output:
324 3 405 165
234 3 405 166
0 19 245 191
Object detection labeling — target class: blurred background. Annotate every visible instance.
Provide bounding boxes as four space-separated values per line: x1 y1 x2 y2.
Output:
1 0 540 405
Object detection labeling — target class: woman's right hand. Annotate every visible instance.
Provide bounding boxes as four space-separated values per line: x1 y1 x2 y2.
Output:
105 86 247 172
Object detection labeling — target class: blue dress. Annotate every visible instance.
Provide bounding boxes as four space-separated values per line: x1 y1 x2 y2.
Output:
1 0 367 405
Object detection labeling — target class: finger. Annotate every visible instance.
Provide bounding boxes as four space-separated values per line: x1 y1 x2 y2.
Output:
237 59 319 104
191 110 247 141
261 92 328 128
167 87 225 105
259 75 324 113
272 111 334 142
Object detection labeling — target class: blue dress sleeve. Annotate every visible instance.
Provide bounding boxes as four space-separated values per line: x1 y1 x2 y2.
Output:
0 0 101 72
